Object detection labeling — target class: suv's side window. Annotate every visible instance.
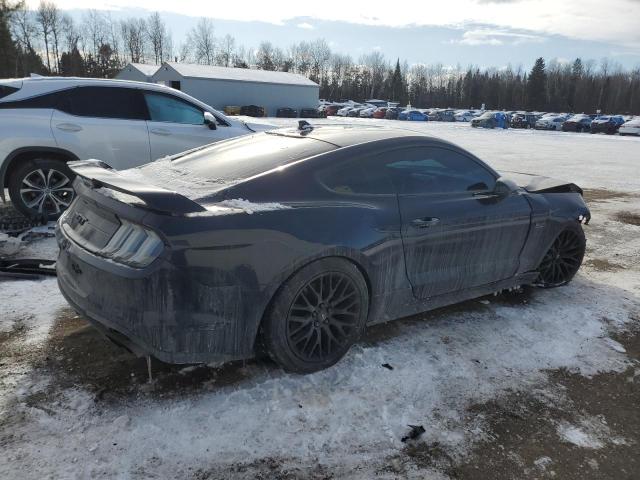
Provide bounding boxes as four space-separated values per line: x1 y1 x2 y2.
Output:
64 87 147 120
319 156 395 195
143 92 204 125
387 147 496 195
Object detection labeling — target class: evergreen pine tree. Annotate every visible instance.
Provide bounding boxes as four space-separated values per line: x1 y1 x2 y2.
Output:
0 0 19 78
527 57 547 110
389 59 404 102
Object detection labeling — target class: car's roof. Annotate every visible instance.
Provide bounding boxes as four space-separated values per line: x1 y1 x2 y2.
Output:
272 124 443 148
134 125 464 200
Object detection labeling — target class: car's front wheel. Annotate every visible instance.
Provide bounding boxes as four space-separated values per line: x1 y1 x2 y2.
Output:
535 225 586 287
8 158 75 220
261 258 369 373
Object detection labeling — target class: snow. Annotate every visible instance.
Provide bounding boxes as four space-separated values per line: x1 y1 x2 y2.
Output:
557 423 604 449
95 187 146 206
217 198 291 214
1 118 639 478
554 416 628 450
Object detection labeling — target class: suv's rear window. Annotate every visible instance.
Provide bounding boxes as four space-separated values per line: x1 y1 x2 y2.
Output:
0 85 19 100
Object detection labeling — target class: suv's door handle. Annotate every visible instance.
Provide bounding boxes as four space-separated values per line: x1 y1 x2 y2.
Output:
150 128 171 136
412 217 440 228
56 123 82 132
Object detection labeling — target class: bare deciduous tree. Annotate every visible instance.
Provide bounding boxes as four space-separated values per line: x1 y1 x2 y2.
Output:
36 0 54 71
217 33 235 67
147 12 171 64
186 18 215 65
121 17 146 63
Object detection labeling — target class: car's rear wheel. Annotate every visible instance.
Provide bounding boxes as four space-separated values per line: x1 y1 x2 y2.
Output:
8 158 75 220
262 258 369 373
536 225 586 287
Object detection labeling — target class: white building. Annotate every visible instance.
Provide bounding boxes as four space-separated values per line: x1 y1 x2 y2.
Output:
150 62 319 116
115 63 160 83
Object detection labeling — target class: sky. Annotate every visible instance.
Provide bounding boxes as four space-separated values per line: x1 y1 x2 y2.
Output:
26 0 640 69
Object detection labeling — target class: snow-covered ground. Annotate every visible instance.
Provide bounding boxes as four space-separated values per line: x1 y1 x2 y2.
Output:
1 119 639 479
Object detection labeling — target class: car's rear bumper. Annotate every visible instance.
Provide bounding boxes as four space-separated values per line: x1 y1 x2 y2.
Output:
56 225 262 365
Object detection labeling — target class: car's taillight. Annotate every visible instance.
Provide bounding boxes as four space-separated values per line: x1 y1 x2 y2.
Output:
96 219 164 268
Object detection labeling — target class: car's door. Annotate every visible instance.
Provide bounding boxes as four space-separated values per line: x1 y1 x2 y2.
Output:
51 86 150 169
390 147 531 299
143 91 238 159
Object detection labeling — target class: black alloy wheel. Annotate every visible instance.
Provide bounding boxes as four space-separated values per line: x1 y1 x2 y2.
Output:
262 258 368 373
536 228 585 287
287 272 361 362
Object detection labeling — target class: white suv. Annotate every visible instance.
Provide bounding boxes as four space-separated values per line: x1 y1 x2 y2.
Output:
0 77 273 219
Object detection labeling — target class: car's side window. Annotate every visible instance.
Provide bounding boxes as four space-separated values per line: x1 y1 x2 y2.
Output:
386 147 496 195
144 92 204 125
319 156 395 195
65 87 147 120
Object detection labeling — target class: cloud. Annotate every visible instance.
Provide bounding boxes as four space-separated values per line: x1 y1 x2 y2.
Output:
453 28 547 46
296 22 315 30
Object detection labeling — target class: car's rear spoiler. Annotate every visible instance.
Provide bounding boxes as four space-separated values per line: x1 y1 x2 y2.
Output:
68 160 206 215
502 171 583 195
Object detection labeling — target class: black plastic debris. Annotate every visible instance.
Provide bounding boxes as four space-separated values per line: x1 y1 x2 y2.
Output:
0 215 47 236
401 425 426 443
381 363 394 370
0 258 56 279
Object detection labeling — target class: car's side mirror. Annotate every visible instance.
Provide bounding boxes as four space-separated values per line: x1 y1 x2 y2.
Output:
493 177 519 198
204 112 217 130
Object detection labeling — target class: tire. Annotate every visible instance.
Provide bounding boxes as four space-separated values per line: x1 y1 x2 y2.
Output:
535 223 586 288
8 158 75 220
261 258 369 373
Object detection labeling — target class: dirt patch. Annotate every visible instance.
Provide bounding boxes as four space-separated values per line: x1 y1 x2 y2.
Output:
615 211 640 226
582 189 638 203
584 258 625 272
612 318 640 360
31 311 256 403
438 330 640 479
0 319 27 351
192 458 335 480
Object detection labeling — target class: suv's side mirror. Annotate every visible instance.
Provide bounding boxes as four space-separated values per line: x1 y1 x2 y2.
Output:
493 177 519 198
204 112 217 130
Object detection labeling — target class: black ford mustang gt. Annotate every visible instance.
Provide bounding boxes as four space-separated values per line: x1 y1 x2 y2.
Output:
56 124 590 373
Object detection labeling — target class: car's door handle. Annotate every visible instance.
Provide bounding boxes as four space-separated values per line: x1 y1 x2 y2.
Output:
412 217 440 228
56 123 82 132
150 128 171 136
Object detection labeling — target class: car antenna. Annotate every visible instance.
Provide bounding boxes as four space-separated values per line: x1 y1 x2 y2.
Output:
298 120 314 132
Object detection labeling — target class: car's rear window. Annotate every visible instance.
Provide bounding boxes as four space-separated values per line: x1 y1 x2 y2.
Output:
0 85 19 100
173 132 334 179
132 131 336 199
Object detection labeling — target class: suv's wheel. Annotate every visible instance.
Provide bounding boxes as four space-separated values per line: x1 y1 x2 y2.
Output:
262 258 369 373
535 224 586 288
8 158 75 220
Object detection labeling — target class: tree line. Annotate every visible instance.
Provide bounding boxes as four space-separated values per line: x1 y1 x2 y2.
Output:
1 0 639 114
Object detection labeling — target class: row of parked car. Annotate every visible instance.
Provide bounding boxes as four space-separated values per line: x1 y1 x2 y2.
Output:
475 111 638 135
317 100 640 136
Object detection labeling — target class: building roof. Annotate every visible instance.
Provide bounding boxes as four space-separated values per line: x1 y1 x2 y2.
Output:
125 63 160 77
159 62 318 87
